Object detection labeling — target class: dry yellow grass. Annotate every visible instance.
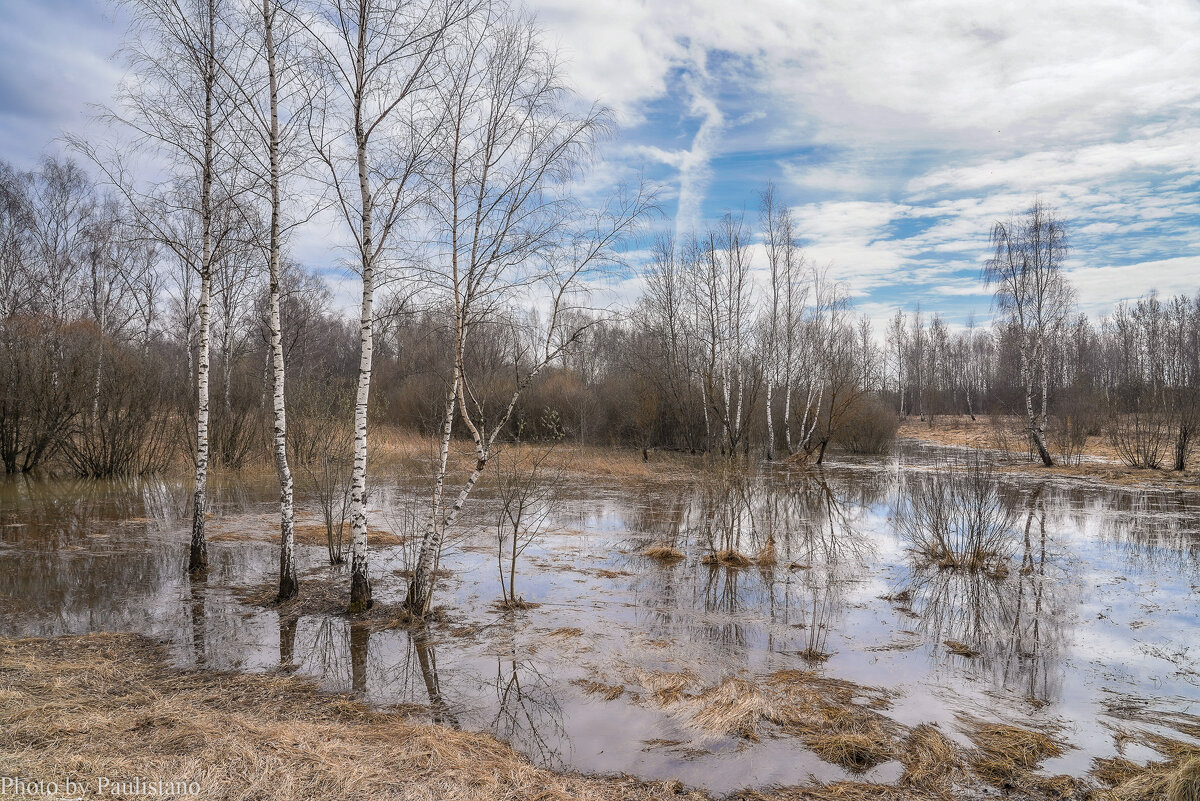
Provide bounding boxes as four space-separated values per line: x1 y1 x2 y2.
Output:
572 679 625 701
964 720 1065 786
700 549 753 568
0 633 709 801
1170 758 1200 801
5 631 1164 801
369 426 694 482
208 521 403 546
291 523 407 547
1100 756 1200 801
942 639 980 658
899 415 1199 488
643 545 686 560
900 723 963 792
1093 757 1146 787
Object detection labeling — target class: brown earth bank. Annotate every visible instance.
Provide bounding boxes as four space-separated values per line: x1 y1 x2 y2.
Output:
898 415 1199 489
3 633 1199 801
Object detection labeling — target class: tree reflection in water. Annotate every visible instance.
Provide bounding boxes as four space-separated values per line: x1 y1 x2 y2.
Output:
899 484 1068 703
491 658 567 769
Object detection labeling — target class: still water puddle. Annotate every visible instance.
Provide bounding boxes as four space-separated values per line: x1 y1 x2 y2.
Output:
1 444 1198 793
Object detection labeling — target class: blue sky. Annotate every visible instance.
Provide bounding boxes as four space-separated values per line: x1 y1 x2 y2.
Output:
3 0 1198 329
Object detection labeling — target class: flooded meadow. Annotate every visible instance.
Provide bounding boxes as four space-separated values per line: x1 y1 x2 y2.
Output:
2 442 1198 796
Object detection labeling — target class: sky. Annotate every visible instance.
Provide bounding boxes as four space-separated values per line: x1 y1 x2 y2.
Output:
3 0 1198 329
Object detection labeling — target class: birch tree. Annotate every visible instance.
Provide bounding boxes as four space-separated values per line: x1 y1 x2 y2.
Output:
759 185 783 460
223 0 310 598
759 185 807 459
984 200 1074 467
75 0 243 574
302 0 469 611
403 9 652 613
886 309 907 418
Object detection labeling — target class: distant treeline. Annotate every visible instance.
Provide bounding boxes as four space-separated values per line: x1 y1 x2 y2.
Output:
2 158 1195 477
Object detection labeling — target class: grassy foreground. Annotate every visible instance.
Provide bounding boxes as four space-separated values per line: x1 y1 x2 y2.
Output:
0 633 705 801
2 634 1199 800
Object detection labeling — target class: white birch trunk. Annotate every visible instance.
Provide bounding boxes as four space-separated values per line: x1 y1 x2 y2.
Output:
783 370 794 455
348 180 375 610
765 377 775 461
1021 337 1053 466
188 262 211 573
187 9 216 574
265 0 297 600
406 368 459 611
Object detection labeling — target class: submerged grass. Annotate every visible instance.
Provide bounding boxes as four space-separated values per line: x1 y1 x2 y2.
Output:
621 666 901 773
700 549 753 568
573 679 625 701
235 572 423 630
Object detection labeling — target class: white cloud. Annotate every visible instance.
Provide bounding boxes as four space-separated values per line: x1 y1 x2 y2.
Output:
1067 257 1200 315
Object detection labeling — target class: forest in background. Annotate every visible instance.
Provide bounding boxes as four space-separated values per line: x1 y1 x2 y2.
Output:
2 156 1197 475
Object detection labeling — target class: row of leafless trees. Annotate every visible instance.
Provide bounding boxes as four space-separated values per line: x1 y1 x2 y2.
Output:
881 202 1198 470
50 0 654 613
628 187 884 464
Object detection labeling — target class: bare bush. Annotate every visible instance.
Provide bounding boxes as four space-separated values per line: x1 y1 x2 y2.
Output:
1107 411 1172 469
833 396 898 455
0 318 84 473
61 341 175 477
1047 415 1088 467
289 383 354 564
493 445 564 608
894 456 1017 572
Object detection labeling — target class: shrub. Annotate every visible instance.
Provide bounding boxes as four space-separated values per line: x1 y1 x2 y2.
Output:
894 455 1017 572
1108 411 1172 469
834 396 899 455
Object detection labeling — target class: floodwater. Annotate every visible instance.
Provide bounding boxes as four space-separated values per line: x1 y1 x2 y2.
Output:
1 443 1198 793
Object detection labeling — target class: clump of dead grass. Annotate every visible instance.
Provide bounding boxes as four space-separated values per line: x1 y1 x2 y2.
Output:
804 729 893 773
1169 758 1200 801
700 549 753 568
492 597 541 611
643 545 685 561
1094 757 1146 787
964 719 1065 786
942 639 980 658
900 723 963 792
625 668 699 706
626 668 897 765
572 679 625 701
1099 756 1200 801
547 627 583 638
